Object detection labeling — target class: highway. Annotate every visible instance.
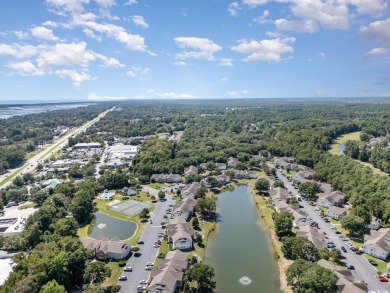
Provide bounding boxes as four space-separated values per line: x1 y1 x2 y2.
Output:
275 169 390 292
0 107 114 189
119 194 175 293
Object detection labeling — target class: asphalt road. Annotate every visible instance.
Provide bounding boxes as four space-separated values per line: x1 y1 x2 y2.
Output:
276 169 390 292
119 194 175 293
0 107 113 189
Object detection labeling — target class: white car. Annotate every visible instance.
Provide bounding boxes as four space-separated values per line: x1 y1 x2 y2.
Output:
140 280 147 285
145 266 152 270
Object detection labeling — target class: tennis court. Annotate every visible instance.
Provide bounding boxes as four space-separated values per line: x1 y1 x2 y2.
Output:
107 200 153 217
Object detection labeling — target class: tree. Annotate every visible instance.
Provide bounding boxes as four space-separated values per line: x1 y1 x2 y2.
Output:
139 208 150 219
281 237 320 261
158 190 166 200
255 178 270 193
298 182 321 198
31 190 49 206
13 175 24 187
195 187 207 199
273 180 285 188
192 217 200 230
196 198 217 218
70 190 94 224
287 259 338 293
40 280 66 293
273 211 293 237
206 176 218 187
350 205 371 224
184 263 216 293
341 214 366 236
84 261 111 284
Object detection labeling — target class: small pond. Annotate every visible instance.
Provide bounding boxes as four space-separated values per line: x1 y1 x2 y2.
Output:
88 212 137 240
338 144 345 155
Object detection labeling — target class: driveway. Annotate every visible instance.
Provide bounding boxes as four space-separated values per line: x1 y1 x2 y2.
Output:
118 195 175 293
276 169 390 292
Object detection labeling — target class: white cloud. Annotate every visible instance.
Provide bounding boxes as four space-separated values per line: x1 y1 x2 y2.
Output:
55 69 92 85
339 0 388 15
158 92 193 99
315 89 327 97
83 28 102 41
365 47 390 57
254 10 270 24
88 92 126 101
219 58 233 66
37 42 97 68
104 57 124 68
360 18 390 57
6 61 44 76
231 37 295 62
228 2 241 17
42 20 58 27
126 66 150 77
131 15 149 28
275 19 318 33
174 61 186 66
317 52 326 59
124 0 137 5
0 43 41 58
30 26 59 41
174 37 222 61
94 0 115 7
226 89 249 97
221 77 229 82
14 31 29 39
46 0 89 13
242 0 268 8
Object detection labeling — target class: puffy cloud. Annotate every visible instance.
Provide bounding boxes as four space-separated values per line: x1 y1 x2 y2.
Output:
253 10 270 24
131 15 149 28
219 58 233 66
45 0 89 13
55 69 92 85
360 18 390 57
339 0 388 15
0 43 41 58
158 92 193 99
104 57 124 68
124 0 137 5
228 2 241 17
83 28 102 41
226 90 249 97
174 37 222 61
6 61 44 76
42 20 58 27
30 26 59 41
126 66 151 77
231 37 295 62
275 19 318 33
94 0 115 7
37 42 97 68
88 92 126 100
242 0 268 7
14 31 29 39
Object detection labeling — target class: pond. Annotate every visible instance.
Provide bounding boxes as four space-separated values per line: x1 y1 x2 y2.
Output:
338 144 345 155
205 185 280 293
88 212 137 240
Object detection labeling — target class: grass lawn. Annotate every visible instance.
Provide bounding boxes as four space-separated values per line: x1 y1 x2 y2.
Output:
133 190 154 203
25 148 44 160
18 203 36 210
329 131 361 155
191 220 216 260
104 262 123 286
364 254 388 275
148 183 166 190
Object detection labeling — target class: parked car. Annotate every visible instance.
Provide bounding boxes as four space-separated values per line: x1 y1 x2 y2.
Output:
146 262 153 266
145 266 152 270
137 285 146 291
137 241 144 244
124 266 132 272
346 265 354 270
118 276 127 281
341 247 347 253
339 255 346 259
379 277 389 282
140 280 147 285
153 244 160 248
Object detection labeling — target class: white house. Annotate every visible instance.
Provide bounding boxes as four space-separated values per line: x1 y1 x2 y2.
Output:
167 220 194 251
183 166 198 177
316 191 346 209
122 187 137 196
215 163 227 170
80 238 131 260
172 198 196 221
328 206 347 220
227 157 239 168
363 228 390 260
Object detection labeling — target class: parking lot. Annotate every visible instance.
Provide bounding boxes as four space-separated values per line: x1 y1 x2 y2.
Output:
1 202 38 219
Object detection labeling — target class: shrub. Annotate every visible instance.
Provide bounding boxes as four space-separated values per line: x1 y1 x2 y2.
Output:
118 260 126 267
369 259 378 266
131 246 140 252
122 196 129 200
158 252 166 259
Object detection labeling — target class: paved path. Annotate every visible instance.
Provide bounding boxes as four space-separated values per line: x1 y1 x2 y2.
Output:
119 195 175 293
276 169 390 292
0 107 113 189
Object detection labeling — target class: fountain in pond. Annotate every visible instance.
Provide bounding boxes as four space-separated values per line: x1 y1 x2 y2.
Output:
239 276 252 286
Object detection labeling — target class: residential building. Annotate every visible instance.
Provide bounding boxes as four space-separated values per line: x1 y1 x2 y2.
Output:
227 157 239 168
215 163 227 170
181 183 201 199
232 170 258 179
317 191 346 209
200 174 230 188
148 250 188 293
367 216 382 230
172 198 196 221
167 220 194 250
183 165 198 177
151 174 182 183
80 238 131 260
297 225 327 249
40 178 64 189
363 228 390 260
328 206 347 220
286 207 306 228
121 187 137 196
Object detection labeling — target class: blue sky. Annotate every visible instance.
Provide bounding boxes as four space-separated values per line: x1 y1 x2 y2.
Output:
0 0 389 101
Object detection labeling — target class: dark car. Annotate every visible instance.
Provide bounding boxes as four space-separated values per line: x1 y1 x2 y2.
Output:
137 240 144 244
341 246 347 253
346 265 354 270
118 276 127 281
